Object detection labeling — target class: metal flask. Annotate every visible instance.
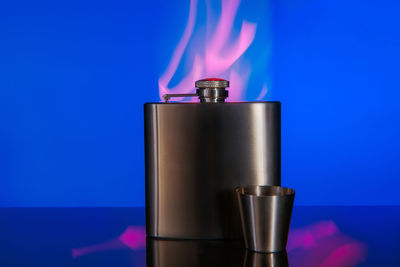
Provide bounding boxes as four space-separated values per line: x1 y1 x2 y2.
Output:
144 78 281 239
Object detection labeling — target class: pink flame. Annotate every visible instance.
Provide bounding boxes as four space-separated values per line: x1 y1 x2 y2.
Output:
256 83 268 100
158 0 260 101
158 0 199 100
204 0 256 75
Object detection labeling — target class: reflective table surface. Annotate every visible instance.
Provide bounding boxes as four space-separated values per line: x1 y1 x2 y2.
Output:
1 206 399 266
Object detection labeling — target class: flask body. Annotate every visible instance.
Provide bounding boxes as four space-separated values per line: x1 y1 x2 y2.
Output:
145 102 281 239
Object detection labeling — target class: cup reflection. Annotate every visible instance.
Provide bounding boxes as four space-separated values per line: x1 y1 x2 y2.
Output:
244 250 289 267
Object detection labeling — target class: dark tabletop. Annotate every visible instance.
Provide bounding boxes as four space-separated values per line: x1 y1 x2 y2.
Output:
0 206 399 266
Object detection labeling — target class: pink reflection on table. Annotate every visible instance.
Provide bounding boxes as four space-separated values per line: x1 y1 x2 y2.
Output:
71 226 146 258
287 221 367 267
72 221 367 267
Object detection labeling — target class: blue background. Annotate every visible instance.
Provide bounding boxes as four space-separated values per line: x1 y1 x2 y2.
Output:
1 0 399 206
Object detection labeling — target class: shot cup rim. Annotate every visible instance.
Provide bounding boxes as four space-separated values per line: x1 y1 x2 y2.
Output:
235 185 295 198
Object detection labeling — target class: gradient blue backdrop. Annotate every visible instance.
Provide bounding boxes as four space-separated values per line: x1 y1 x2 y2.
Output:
1 0 399 206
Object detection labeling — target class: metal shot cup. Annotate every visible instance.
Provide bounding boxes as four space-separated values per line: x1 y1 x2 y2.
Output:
236 185 295 253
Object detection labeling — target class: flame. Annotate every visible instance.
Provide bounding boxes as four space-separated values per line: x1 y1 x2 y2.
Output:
159 0 262 101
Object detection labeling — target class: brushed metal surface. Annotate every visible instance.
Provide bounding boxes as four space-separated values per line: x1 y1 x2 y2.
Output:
195 79 229 88
196 87 228 103
144 102 281 239
236 185 295 253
